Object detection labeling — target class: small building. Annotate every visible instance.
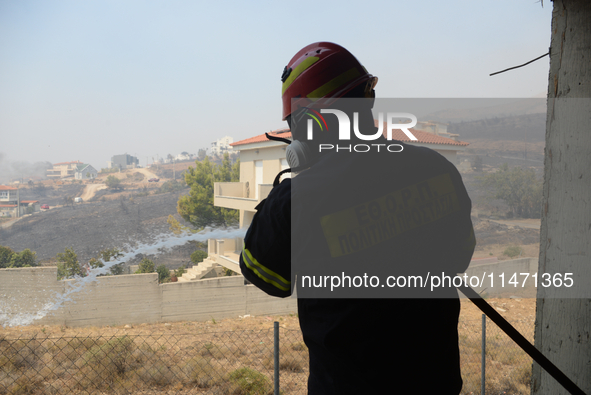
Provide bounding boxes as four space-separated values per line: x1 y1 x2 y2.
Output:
0 186 40 217
109 154 139 170
0 185 18 217
75 164 98 180
211 136 233 156
46 161 84 179
20 200 40 214
175 153 193 161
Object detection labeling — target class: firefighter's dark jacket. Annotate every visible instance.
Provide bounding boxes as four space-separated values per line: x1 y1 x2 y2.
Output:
240 139 475 394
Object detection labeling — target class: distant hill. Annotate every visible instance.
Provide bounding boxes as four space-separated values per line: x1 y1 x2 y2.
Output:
448 113 546 142
424 98 546 123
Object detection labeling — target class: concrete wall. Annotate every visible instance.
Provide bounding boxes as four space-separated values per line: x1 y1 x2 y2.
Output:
464 257 538 297
0 266 297 327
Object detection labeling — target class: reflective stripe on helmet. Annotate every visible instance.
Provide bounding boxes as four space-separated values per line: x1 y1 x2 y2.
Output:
242 247 290 291
281 56 320 96
307 67 361 100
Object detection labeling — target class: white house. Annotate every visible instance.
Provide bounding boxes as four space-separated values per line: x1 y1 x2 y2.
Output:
0 186 40 217
214 126 469 229
74 164 98 180
210 136 234 156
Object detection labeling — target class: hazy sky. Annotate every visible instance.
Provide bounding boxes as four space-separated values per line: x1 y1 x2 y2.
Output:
0 0 552 175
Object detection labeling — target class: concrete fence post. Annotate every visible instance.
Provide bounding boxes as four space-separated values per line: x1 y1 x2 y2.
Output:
481 313 486 395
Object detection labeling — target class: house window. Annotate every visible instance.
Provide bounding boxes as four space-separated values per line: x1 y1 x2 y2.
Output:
0 191 8 199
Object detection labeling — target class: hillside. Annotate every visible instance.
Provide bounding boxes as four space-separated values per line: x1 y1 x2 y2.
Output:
0 189 200 269
0 136 544 272
0 178 541 272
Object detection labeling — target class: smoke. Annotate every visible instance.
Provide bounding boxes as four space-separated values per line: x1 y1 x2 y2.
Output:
0 155 53 183
0 227 246 327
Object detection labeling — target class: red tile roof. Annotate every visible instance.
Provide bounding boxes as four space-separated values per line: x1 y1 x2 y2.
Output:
378 125 469 146
0 185 17 191
231 129 291 147
53 160 83 166
231 124 468 147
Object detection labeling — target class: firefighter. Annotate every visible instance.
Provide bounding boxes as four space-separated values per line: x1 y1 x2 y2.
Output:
240 42 475 394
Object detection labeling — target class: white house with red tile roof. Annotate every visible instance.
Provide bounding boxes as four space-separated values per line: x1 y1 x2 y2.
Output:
214 126 468 228
0 186 40 217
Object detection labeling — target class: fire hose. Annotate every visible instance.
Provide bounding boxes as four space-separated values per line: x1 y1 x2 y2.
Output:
458 285 586 395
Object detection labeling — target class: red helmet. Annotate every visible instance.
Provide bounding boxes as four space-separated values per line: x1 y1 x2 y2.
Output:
281 42 376 120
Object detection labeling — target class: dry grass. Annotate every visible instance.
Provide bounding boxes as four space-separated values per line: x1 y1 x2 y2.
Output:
0 302 536 395
0 324 309 394
458 304 534 395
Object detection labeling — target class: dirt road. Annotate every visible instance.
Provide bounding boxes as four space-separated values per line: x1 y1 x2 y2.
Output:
80 184 107 201
489 218 541 230
134 168 160 180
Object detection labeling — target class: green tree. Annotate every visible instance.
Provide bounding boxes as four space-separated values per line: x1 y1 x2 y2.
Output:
479 163 543 218
105 175 122 189
101 248 125 275
191 250 208 265
136 258 155 273
57 247 85 279
0 246 15 268
155 264 170 283
197 149 207 161
177 154 239 228
88 257 104 269
9 249 37 267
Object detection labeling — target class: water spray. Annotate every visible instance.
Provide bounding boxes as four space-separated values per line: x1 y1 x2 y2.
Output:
0 227 246 328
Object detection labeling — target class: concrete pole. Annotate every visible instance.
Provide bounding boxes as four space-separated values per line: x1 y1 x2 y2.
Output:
533 1 591 394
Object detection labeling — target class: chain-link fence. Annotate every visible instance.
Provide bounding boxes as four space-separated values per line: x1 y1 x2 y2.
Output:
459 316 533 395
1 317 533 395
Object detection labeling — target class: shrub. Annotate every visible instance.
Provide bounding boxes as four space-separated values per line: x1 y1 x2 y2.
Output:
157 180 184 194
504 245 522 258
156 265 170 283
174 265 186 277
228 367 272 395
105 175 122 189
78 336 137 388
182 356 220 388
136 258 155 274
0 338 43 371
191 250 208 265
8 248 38 268
0 245 14 268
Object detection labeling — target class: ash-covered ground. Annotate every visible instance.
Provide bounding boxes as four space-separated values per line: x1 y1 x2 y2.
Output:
0 190 202 270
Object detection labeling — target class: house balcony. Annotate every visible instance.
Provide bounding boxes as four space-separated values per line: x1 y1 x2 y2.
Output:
214 182 273 212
